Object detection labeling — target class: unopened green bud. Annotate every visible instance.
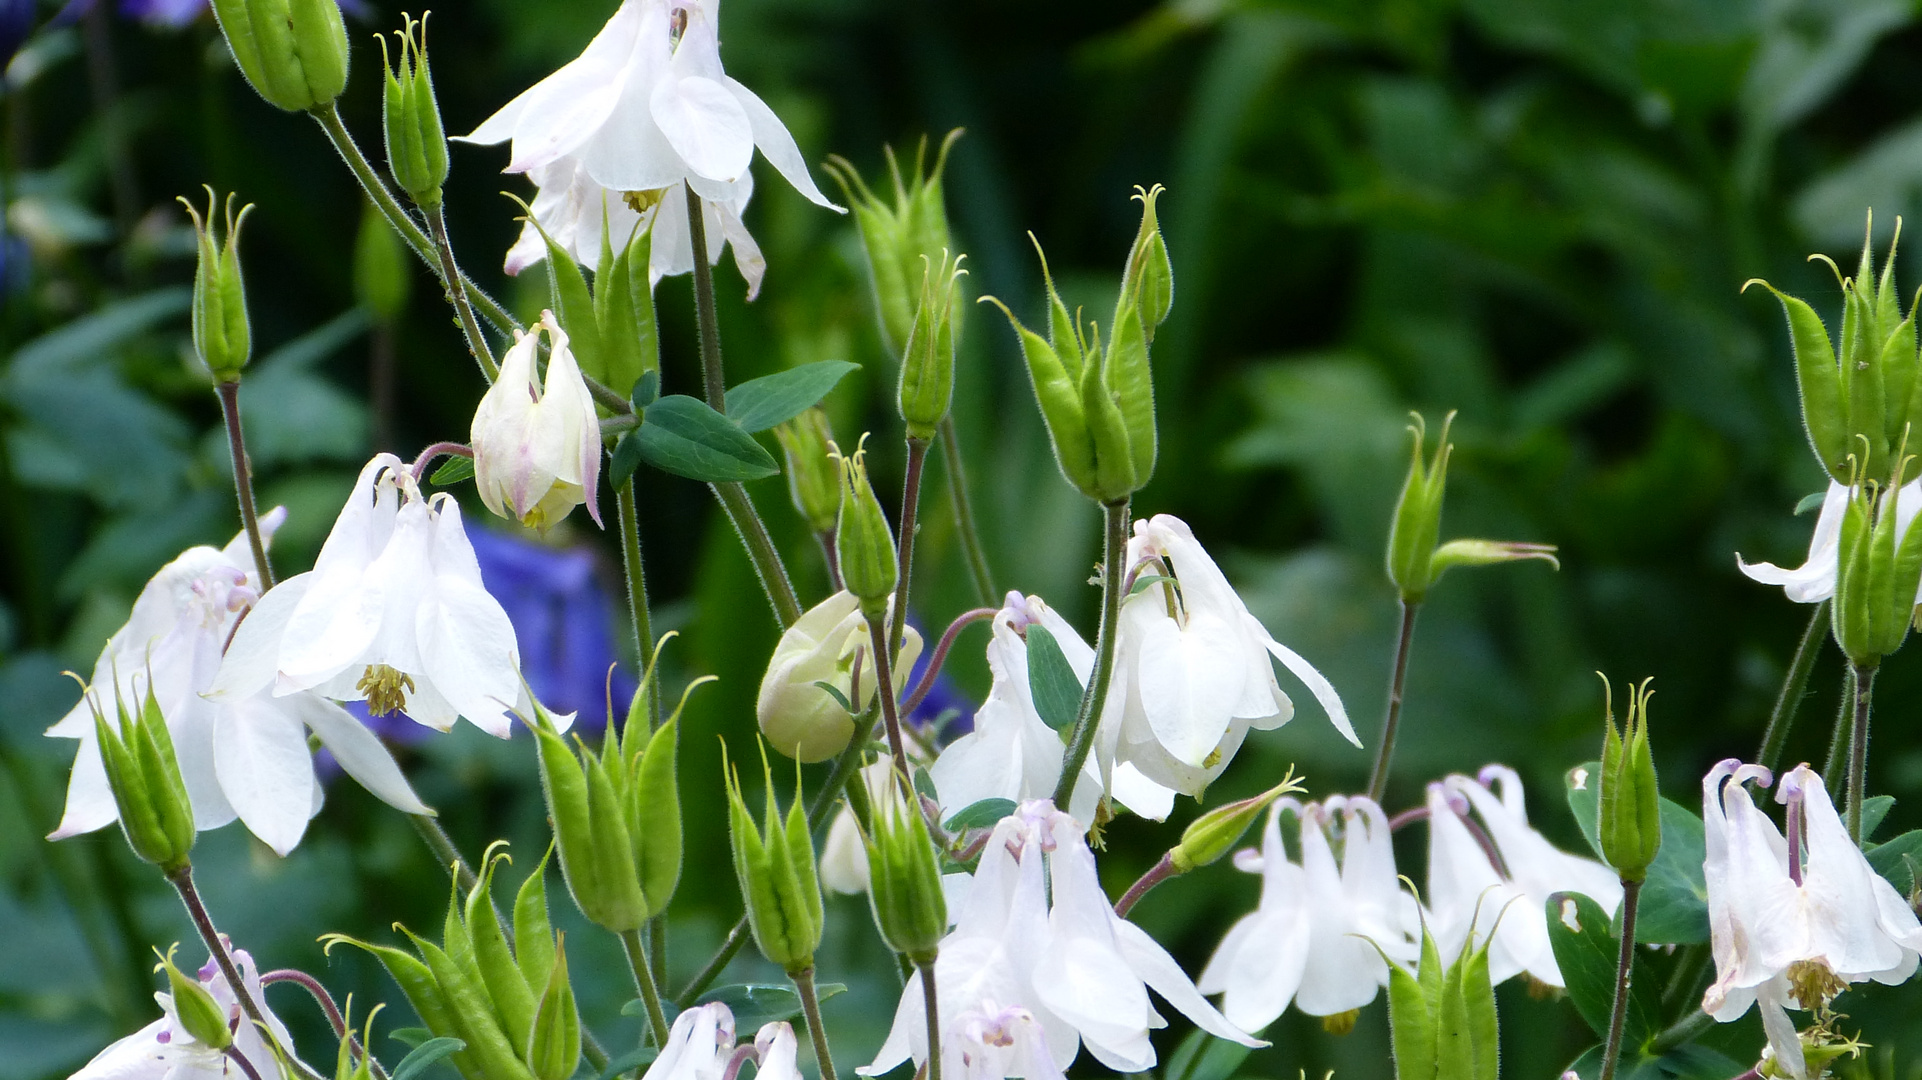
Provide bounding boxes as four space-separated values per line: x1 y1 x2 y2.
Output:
724 741 824 974
832 437 898 609
775 408 843 534
156 944 231 1051
380 14 447 208
527 702 647 932
1119 184 1174 343
353 202 411 323
210 0 349 113
1597 676 1661 883
1380 904 1499 1080
898 251 964 441
825 130 962 355
1171 775 1301 874
86 678 196 872
1387 412 1451 600
1832 449 1922 667
179 188 254 384
526 933 580 1080
863 770 947 963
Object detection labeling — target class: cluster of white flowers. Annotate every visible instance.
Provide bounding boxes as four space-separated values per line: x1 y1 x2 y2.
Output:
68 943 307 1080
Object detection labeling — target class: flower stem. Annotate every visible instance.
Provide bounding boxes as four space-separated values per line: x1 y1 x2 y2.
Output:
902 608 997 715
790 965 839 1080
938 416 997 607
1848 662 1876 844
1113 852 1177 918
1822 665 1856 794
919 960 943 1080
1757 599 1830 773
617 481 659 728
868 616 914 783
713 481 803 627
1599 878 1642 1080
890 437 931 659
426 203 499 380
683 185 727 411
261 970 391 1080
223 1047 265 1080
216 380 275 590
620 927 672 1046
410 812 479 894
409 441 474 483
1366 599 1422 803
1053 499 1131 809
818 528 843 591
168 865 327 1080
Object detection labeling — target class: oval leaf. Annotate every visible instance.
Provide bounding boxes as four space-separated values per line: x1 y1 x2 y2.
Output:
944 797 1018 832
1544 891 1661 1048
1025 625 1084 732
635 395 779 482
391 1036 467 1080
723 361 860 433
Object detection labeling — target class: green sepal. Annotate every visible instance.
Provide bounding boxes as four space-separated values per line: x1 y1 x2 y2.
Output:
594 214 659 408
1747 280 1848 480
1105 293 1157 487
1118 184 1173 342
526 933 581 1080
1437 922 1499 1080
401 928 536 1080
989 297 1096 495
629 716 682 915
321 935 483 1080
466 847 536 1058
514 845 558 996
1845 283 1889 481
581 741 648 931
1079 340 1137 503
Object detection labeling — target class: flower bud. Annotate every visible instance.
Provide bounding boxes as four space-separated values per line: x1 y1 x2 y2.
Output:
824 131 962 355
88 677 196 872
724 741 824 974
863 769 947 964
526 933 580 1080
832 437 898 609
353 201 411 323
1597 676 1661 883
1170 775 1300 874
1832 453 1922 666
757 592 923 763
179 188 253 384
471 311 603 531
1386 412 1558 602
380 14 448 208
774 408 842 535
210 0 349 114
898 251 964 441
156 944 231 1052
1120 183 1174 344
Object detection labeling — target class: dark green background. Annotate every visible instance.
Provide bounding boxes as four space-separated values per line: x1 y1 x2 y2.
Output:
3 0 1921 1076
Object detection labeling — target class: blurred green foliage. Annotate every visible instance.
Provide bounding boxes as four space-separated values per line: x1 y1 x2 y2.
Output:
9 0 1922 1076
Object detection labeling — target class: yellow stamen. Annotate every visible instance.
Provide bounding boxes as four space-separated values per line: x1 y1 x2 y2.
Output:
357 665 416 716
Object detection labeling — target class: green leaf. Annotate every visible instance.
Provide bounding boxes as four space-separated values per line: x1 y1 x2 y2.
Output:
430 457 474 486
1544 891 1662 1047
389 1028 433 1049
610 431 646 488
1795 490 1829 515
634 395 780 482
1868 828 1922 892
598 1046 660 1080
632 369 661 410
1024 625 1084 732
391 1037 467 1080
724 361 861 433
693 983 847 1031
811 680 854 713
1163 1030 1253 1080
943 798 1017 832
1128 573 1178 597
1566 763 1708 944
913 767 938 804
1860 794 1895 840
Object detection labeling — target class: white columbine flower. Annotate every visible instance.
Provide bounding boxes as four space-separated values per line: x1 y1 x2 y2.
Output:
756 590 921 763
931 593 1174 825
1107 515 1358 797
67 942 308 1080
1199 795 1419 1033
865 801 1261 1079
462 0 841 296
211 454 543 738
642 1001 804 1080
472 310 603 531
1425 766 1621 990
1739 480 1922 603
46 518 429 856
1701 760 1922 1079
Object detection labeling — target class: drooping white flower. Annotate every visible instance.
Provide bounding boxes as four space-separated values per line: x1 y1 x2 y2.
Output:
211 454 544 739
1425 767 1621 989
1106 515 1358 797
67 942 309 1080
1701 760 1922 1079
865 801 1260 1079
472 310 603 531
756 590 921 763
1739 480 1922 603
641 1000 804 1080
931 593 1173 825
46 518 429 856
1198 795 1419 1032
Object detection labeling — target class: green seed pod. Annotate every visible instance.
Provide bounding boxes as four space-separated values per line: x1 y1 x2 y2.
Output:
353 202 411 324
1387 413 1452 602
897 251 964 441
625 714 683 916
88 679 196 873
863 770 947 964
513 846 558 996
179 188 254 384
1384 919 1443 1080
724 741 824 974
322 935 484 1080
210 0 349 114
1437 925 1499 1080
832 438 898 610
1832 455 1922 667
401 927 538 1080
824 131 963 355
525 933 581 1080
155 944 231 1052
529 704 647 933
775 409 844 535
379 14 448 208
1119 185 1174 343
465 846 536 1058
1597 677 1662 884
1171 776 1300 874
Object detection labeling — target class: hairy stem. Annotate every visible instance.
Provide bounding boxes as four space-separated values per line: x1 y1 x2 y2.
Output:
817 529 843 591
684 185 727 411
410 813 478 894
1823 665 1856 794
1365 599 1421 803
1757 600 1830 773
902 608 997 715
919 960 942 1080
1112 852 1177 918
223 1047 265 1080
1053 500 1130 808
427 204 498 379
617 482 659 728
621 927 673 1046
1849 662 1876 843
169 866 326 1080
217 381 275 589
1599 878 1642 1080
938 416 997 606
712 481 803 628
791 966 840 1080
890 437 931 659
262 970 391 1080
867 616 914 784
1650 1007 1714 1055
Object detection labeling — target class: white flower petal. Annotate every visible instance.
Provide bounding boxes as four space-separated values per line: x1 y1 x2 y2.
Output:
212 699 317 856
293 693 432 815
649 75 754 184
207 573 314 701
722 76 840 209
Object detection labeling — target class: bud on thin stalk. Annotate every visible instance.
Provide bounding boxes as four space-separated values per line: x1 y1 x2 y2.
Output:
862 769 947 963
156 943 232 1052
180 188 255 384
1387 412 1452 601
380 13 449 209
1173 773 1303 874
824 130 963 355
833 436 898 609
86 675 197 873
723 740 825 974
898 251 965 441
1596 675 1661 883
775 408 843 536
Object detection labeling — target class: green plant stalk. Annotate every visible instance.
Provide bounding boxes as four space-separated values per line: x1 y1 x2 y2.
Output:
889 437 931 660
712 481 803 628
1823 665 1856 793
939 416 997 606
1757 599 1830 773
675 728 871 1007
426 203 498 379
620 927 672 1046
410 812 479 894
1848 663 1876 843
790 966 839 1080
222 1047 265 1080
1650 1008 1714 1055
683 184 728 412
1598 878 1642 1080
1365 599 1421 802
616 481 659 728
867 616 914 783
169 866 327 1080
919 960 942 1080
216 380 275 589
1053 500 1130 808
260 970 392 1080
